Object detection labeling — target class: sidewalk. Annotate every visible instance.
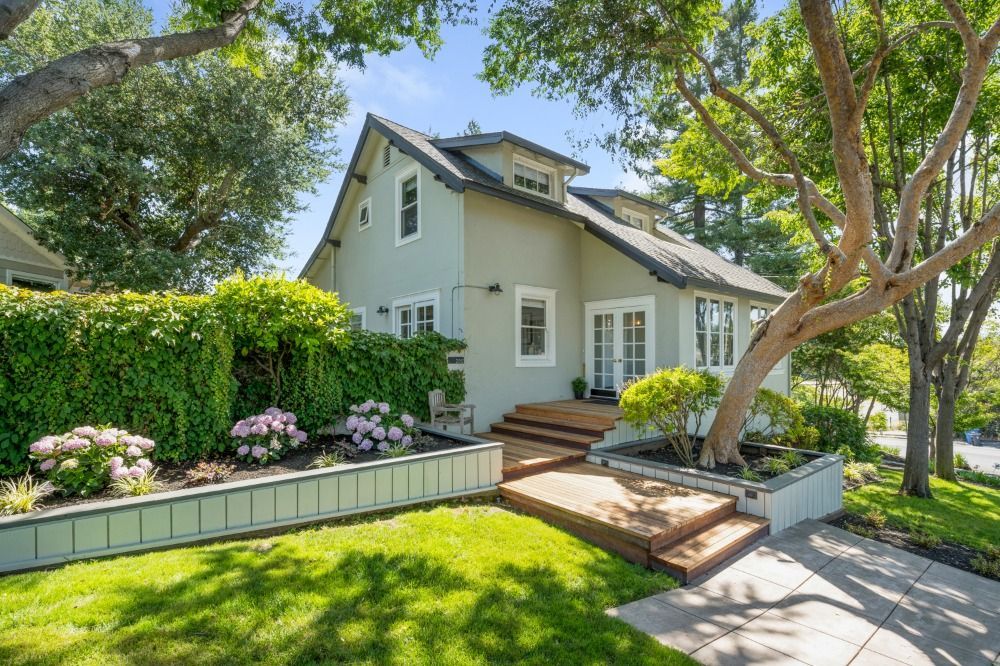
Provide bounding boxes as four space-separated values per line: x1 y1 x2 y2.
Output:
608 520 1000 665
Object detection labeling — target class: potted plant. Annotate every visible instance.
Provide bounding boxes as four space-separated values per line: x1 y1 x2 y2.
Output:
571 376 588 400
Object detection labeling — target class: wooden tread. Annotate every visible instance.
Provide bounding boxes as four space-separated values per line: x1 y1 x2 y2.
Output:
650 514 770 582
489 421 601 448
479 432 585 477
501 411 614 436
514 402 619 428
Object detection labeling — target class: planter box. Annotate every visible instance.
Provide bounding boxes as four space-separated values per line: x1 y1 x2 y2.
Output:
586 440 843 533
0 429 502 574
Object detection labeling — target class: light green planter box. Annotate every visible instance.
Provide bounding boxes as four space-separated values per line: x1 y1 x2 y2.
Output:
0 430 502 574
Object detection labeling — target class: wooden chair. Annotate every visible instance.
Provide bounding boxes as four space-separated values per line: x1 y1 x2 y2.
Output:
428 390 475 435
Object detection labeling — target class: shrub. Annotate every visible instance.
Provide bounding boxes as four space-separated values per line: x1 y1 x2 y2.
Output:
868 412 888 432
843 461 881 486
802 405 876 460
28 427 154 496
0 286 233 472
620 367 725 468
862 509 886 530
954 453 970 470
910 531 942 550
971 546 1000 580
0 474 55 515
110 470 163 497
231 408 307 465
344 401 419 454
184 461 236 486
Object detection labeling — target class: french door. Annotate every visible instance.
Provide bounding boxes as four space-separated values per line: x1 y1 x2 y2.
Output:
585 296 655 398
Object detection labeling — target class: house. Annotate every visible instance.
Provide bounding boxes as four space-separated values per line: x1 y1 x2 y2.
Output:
0 204 74 291
300 114 789 430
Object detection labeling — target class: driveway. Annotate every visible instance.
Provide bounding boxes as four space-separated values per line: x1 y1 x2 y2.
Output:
872 432 1000 475
609 520 1000 665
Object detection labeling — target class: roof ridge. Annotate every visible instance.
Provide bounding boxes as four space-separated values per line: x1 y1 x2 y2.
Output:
367 113 433 140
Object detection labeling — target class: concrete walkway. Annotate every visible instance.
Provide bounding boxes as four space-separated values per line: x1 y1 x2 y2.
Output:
608 520 1000 665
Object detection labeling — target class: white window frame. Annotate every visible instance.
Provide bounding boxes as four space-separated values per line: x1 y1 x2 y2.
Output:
5 269 63 291
349 306 366 331
750 301 785 374
621 207 648 230
395 166 421 247
392 290 439 338
515 284 557 367
512 155 557 200
694 291 738 373
358 197 371 231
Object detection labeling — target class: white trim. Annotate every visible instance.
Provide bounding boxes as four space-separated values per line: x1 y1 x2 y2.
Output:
584 295 656 395
394 166 421 247
694 291 738 373
391 289 440 338
515 284 557 367
512 155 557 200
749 301 784 374
621 206 648 230
349 306 367 331
358 197 372 231
5 269 65 291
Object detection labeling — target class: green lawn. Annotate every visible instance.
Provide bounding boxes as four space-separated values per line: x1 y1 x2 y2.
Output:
0 503 692 666
843 470 1000 551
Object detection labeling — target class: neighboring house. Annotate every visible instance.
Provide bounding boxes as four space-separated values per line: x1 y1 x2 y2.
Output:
300 114 790 428
0 204 74 291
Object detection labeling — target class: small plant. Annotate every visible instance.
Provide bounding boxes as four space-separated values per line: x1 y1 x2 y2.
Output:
0 474 56 515
761 456 791 476
309 450 347 468
862 509 886 530
184 461 235 486
843 461 882 486
954 453 970 470
957 469 1000 489
736 465 762 482
231 408 308 465
110 470 162 497
780 450 806 468
845 522 875 539
379 442 414 458
970 546 1000 580
909 531 942 550
29 427 155 497
345 400 419 453
571 376 588 398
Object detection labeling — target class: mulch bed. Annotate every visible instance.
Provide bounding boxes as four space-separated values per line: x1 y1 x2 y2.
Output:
831 513 999 582
629 442 813 481
31 432 461 512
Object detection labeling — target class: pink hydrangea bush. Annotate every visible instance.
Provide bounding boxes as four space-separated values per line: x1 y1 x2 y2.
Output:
344 400 419 454
28 427 155 497
231 407 307 465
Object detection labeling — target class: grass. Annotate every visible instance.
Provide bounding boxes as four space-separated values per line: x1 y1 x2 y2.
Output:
0 503 692 666
843 469 1000 552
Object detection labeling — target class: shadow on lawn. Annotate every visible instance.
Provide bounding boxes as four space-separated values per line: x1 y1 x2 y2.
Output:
0 515 685 665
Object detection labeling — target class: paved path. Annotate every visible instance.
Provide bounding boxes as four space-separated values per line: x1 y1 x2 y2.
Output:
609 520 1000 665
872 432 1000 475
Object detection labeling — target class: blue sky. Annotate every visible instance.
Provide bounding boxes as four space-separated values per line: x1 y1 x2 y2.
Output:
149 1 785 275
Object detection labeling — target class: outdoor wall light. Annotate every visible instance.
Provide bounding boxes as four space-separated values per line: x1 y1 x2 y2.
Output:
487 283 503 294
376 305 390 315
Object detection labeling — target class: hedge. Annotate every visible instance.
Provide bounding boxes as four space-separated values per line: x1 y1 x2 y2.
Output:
0 276 466 475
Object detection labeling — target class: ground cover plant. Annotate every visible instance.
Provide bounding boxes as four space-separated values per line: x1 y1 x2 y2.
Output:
0 504 691 665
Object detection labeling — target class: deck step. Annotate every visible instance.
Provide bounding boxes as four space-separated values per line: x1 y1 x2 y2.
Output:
490 421 601 449
499 462 737 564
650 514 770 583
501 411 613 436
514 402 619 428
477 432 585 478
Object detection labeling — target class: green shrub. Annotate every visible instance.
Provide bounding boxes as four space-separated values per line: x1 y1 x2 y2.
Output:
620 367 724 468
910 531 942 550
0 287 233 474
954 453 970 470
802 405 878 460
971 546 1000 579
868 412 888 432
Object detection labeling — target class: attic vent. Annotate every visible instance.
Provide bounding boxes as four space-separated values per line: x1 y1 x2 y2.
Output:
383 144 391 168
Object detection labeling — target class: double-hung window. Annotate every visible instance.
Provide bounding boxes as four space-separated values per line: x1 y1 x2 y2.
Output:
358 198 371 231
513 157 554 198
695 294 736 371
393 291 438 339
515 285 557 367
396 167 420 245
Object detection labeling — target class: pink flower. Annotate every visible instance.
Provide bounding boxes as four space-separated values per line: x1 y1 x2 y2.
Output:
401 435 413 447
264 407 282 417
295 431 307 443
237 444 250 456
270 421 284 432
62 438 89 451
345 415 359 430
72 426 98 438
250 423 268 436
387 427 403 442
286 425 298 437
359 439 373 451
125 445 142 458
234 424 251 438
30 438 55 454
372 427 386 441
351 432 363 444
128 466 144 478
109 456 124 470
137 458 153 471
377 441 390 452
283 412 297 425
94 434 116 447
251 445 267 459
401 415 414 428
39 458 56 472
110 466 128 480
378 403 391 414
138 437 155 450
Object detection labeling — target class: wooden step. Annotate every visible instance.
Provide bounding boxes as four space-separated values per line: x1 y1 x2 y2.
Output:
499 462 737 564
502 411 614 436
514 402 619 428
477 432 585 478
650 514 770 583
490 421 601 449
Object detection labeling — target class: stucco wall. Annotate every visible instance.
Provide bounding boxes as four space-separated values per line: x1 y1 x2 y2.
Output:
461 193 584 427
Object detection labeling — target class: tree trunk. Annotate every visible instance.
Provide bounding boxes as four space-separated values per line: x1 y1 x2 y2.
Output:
0 0 40 39
693 193 706 243
901 370 932 497
934 369 958 481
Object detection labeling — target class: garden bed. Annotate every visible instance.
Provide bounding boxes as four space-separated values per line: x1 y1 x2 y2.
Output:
626 438 819 481
587 439 843 533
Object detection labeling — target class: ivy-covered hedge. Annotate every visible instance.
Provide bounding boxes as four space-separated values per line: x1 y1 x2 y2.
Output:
0 276 466 475
0 288 234 475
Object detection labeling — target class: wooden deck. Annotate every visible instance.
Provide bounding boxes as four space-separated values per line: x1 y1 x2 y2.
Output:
479 431 586 479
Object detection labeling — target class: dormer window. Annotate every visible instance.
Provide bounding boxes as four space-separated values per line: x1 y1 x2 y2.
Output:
621 207 648 230
513 156 555 198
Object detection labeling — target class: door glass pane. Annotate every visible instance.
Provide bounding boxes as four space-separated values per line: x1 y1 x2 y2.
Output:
710 300 721 366
621 308 647 384
592 313 614 389
723 301 734 366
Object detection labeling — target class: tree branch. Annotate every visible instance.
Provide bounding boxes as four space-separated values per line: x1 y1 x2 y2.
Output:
0 0 39 40
0 0 261 161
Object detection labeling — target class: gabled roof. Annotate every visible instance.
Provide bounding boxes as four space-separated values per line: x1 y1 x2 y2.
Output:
567 186 672 214
298 114 788 302
431 132 590 173
0 204 68 269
